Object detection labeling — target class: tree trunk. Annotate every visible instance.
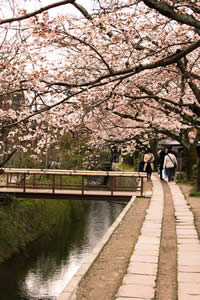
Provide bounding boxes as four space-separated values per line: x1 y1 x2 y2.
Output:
184 145 197 181
150 138 158 170
0 149 17 168
197 157 200 191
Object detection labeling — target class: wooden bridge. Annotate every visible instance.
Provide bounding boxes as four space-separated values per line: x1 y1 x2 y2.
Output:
0 168 147 201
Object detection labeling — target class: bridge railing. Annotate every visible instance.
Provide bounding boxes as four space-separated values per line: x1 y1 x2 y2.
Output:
0 168 147 196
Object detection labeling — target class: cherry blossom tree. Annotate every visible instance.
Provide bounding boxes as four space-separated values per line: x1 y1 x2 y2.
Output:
0 0 199 173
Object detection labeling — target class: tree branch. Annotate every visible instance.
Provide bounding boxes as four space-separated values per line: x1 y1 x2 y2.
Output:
143 0 200 29
72 2 92 20
0 149 17 168
0 0 91 25
48 39 200 88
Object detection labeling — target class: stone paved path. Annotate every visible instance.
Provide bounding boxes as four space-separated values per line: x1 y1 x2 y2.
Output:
169 182 200 300
115 175 163 300
115 176 200 300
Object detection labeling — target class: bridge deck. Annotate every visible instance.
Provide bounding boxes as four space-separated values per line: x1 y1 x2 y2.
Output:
0 187 137 196
0 187 139 201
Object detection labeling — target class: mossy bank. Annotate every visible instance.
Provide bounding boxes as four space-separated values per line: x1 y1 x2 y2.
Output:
0 196 83 263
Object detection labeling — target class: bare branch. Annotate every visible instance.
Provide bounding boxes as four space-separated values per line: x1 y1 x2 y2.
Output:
0 0 91 25
72 2 92 20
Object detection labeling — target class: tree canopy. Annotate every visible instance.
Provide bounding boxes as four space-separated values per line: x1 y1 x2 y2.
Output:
0 0 200 163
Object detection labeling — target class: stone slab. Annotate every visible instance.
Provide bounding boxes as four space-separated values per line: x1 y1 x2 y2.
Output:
142 224 162 229
123 274 155 287
128 262 158 275
141 228 161 233
135 243 159 250
179 265 200 272
176 229 197 234
178 245 200 251
140 231 161 237
179 282 200 294
177 294 200 300
177 238 199 244
116 298 151 300
116 297 152 300
130 255 158 264
136 236 160 244
176 225 195 228
178 255 200 266
117 284 155 298
178 272 200 283
176 219 194 224
133 249 159 256
177 233 198 239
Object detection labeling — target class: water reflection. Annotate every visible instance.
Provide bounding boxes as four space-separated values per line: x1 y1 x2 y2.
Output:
0 200 124 300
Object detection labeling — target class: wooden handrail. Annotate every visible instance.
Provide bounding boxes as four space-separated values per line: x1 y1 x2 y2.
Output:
2 168 147 177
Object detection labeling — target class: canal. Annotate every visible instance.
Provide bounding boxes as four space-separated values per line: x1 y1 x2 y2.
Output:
0 199 125 300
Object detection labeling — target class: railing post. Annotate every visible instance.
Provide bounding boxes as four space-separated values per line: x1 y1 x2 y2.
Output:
52 174 55 193
23 174 26 192
111 176 114 196
82 176 84 195
33 174 36 188
141 176 144 197
60 175 62 189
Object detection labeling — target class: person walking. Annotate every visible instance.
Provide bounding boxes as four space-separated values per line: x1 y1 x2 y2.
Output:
158 147 167 180
143 149 155 180
163 149 177 182
111 146 118 163
138 149 145 172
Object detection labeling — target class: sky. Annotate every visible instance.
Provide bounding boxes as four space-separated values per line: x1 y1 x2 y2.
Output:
0 0 94 19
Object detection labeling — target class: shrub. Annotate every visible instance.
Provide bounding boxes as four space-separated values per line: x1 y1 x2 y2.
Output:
189 191 200 197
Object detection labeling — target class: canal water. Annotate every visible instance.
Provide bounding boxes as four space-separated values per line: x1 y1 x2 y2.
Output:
0 200 125 300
